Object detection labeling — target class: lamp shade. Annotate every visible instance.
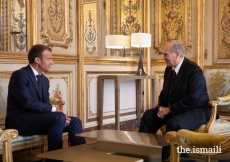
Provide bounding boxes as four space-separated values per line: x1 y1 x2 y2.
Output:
105 35 130 49
131 33 151 48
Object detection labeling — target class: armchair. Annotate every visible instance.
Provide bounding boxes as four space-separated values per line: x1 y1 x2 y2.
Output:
195 95 230 135
0 97 66 155
158 95 230 135
165 129 230 162
165 95 230 162
0 128 18 162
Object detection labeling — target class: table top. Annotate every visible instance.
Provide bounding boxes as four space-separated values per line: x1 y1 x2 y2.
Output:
76 130 168 147
37 143 143 162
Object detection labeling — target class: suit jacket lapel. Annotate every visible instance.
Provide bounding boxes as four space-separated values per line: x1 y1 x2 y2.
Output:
169 58 187 95
165 67 171 99
26 65 43 100
40 74 44 101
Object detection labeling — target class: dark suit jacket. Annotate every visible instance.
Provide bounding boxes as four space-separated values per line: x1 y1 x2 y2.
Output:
5 65 52 133
158 57 211 129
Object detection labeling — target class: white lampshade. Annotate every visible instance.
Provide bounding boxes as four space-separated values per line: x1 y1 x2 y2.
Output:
131 33 151 48
105 35 130 49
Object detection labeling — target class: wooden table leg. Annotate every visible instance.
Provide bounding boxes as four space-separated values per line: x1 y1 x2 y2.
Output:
136 79 141 126
114 78 120 130
97 76 104 129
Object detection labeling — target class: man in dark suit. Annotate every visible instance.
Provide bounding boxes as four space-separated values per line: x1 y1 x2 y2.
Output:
5 44 86 154
139 40 211 160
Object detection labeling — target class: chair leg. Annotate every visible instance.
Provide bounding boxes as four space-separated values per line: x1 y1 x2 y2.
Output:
206 156 210 162
170 143 180 162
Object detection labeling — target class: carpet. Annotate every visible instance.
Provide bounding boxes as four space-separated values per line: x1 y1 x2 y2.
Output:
164 153 230 162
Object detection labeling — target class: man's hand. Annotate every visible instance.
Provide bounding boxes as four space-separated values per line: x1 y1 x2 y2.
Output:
65 114 71 127
157 106 170 119
54 105 70 126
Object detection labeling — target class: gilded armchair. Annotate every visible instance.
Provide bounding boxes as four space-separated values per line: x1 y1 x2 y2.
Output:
158 95 230 135
165 95 230 162
0 129 18 162
0 97 65 155
166 129 230 162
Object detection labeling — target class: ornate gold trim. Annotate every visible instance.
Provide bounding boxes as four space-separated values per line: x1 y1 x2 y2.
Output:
196 0 205 68
30 0 38 47
213 0 230 64
0 51 78 64
77 0 84 124
84 56 146 66
204 65 230 69
40 0 73 49
151 58 196 66
153 71 164 107
154 0 192 54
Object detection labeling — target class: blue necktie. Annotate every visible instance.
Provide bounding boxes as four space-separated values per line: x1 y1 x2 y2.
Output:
36 75 43 96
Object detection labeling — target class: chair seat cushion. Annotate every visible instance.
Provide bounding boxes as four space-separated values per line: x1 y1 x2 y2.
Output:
0 134 48 154
196 119 230 133
12 135 47 144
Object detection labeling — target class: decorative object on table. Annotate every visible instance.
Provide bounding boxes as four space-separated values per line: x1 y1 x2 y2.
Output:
105 35 130 57
131 33 151 76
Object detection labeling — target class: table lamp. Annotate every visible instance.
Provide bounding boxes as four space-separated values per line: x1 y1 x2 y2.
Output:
131 33 151 76
105 35 130 57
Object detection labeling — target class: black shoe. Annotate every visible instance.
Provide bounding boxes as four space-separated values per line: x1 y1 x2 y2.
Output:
162 145 170 161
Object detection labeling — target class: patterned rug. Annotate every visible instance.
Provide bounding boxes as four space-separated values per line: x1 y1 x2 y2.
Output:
165 153 230 162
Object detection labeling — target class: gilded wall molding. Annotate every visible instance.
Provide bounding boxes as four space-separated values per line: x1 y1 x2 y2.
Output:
154 0 192 54
77 0 84 124
0 51 78 64
44 71 73 116
84 56 146 65
0 71 13 127
213 0 230 64
40 0 73 49
0 0 11 51
153 71 164 107
10 0 27 52
83 1 98 56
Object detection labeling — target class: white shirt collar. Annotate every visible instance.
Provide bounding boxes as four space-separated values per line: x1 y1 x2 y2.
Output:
30 65 40 77
172 57 184 75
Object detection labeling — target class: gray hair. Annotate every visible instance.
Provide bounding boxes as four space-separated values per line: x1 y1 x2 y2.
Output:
170 40 185 57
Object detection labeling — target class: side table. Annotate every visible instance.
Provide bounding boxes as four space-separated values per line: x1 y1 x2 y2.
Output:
97 75 154 129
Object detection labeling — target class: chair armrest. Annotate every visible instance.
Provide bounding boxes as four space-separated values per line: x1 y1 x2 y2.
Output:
166 129 224 161
204 100 218 133
176 129 224 148
1 129 18 162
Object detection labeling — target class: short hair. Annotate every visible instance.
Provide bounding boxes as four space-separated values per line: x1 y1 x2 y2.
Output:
28 44 52 63
170 40 185 57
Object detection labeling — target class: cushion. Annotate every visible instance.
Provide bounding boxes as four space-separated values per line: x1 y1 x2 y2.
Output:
177 129 224 148
0 135 47 148
196 119 230 133
217 95 230 103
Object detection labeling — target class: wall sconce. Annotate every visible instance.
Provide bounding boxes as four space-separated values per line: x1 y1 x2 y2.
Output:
105 35 130 57
131 33 151 76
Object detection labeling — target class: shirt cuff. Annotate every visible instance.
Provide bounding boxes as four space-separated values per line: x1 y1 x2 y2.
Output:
51 106 56 112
